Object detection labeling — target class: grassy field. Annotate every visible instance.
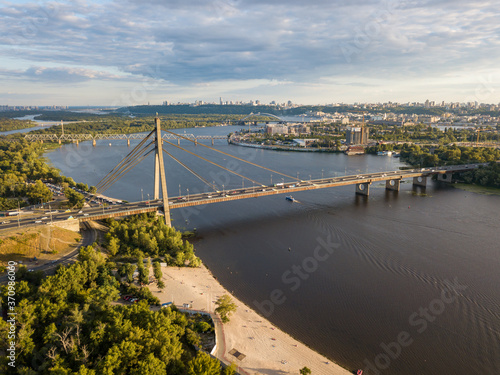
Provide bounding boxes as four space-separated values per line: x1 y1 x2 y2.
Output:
453 183 500 196
0 226 81 266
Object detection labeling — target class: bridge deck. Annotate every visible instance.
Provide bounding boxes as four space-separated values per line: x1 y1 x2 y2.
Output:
78 164 482 222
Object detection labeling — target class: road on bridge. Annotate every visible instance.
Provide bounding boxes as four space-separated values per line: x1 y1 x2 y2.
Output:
0 163 484 229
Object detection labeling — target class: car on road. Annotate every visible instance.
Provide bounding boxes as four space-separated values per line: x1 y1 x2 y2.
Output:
84 213 89 216
35 220 42 223
1 220 10 224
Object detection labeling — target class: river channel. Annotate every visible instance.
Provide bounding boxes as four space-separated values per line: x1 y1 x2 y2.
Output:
44 124 500 375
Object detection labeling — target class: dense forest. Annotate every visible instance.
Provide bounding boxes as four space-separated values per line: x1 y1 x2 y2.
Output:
104 214 200 268
27 114 255 137
0 140 78 211
399 144 500 166
0 238 235 374
398 144 500 188
460 162 500 188
0 119 36 132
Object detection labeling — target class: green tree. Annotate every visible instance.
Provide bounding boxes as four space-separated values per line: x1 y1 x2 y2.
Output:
153 261 162 280
300 367 312 375
223 363 237 375
76 182 89 191
26 180 52 204
64 188 85 208
215 295 237 323
137 256 149 285
107 237 120 257
126 263 136 283
186 351 221 375
130 353 166 375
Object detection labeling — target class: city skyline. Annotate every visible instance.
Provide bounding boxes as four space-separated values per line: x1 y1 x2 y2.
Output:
1 0 500 106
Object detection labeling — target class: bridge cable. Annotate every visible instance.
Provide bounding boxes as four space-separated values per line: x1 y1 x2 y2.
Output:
96 141 154 192
95 131 155 190
97 146 154 193
162 142 265 187
95 138 154 191
96 130 154 185
163 130 296 180
97 148 155 193
163 149 217 191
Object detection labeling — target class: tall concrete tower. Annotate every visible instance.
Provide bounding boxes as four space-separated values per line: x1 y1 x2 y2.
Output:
153 115 171 227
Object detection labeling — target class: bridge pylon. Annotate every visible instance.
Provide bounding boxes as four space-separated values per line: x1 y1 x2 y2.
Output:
153 116 171 227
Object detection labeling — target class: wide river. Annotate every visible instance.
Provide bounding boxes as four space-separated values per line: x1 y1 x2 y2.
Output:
45 125 500 375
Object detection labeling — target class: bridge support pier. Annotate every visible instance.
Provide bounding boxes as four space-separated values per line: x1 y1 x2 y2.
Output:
127 139 130 147
437 173 453 183
356 182 371 196
194 139 198 146
153 116 171 227
177 139 180 145
58 139 61 145
385 179 401 191
211 137 214 146
413 176 427 187
76 140 79 146
92 139 96 147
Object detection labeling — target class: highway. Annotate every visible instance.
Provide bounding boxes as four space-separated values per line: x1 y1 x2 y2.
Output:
0 163 486 229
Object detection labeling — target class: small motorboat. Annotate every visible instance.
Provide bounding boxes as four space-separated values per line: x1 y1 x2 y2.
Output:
285 195 296 202
357 370 363 375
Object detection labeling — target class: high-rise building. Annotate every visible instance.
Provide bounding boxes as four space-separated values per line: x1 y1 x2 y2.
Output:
346 126 369 145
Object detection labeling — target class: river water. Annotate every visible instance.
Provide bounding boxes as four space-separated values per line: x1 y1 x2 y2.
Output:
45 125 500 375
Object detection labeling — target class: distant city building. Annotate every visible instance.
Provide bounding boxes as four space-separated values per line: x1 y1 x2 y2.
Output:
346 126 369 145
266 124 289 135
288 124 310 135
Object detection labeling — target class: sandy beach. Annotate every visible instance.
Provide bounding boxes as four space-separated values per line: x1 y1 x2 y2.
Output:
149 264 352 375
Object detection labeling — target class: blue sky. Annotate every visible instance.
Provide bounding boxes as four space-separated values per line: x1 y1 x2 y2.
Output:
1 0 499 106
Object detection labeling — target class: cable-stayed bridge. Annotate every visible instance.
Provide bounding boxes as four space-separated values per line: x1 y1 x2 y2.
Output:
0 116 490 231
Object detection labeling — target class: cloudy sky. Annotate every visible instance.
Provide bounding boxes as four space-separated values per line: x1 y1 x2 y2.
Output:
1 0 499 106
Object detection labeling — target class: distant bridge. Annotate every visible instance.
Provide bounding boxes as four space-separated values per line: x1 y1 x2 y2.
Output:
239 112 285 124
23 133 228 146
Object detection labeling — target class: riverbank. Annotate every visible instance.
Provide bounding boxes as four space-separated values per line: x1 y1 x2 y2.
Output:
453 183 500 196
148 264 352 375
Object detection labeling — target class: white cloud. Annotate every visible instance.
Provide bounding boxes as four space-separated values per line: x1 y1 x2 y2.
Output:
0 0 499 105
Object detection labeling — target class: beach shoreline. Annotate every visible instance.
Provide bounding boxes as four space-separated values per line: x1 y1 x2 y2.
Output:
149 263 352 375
